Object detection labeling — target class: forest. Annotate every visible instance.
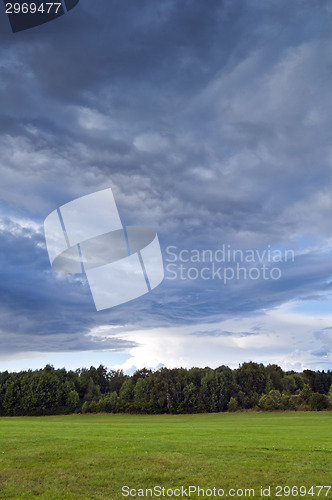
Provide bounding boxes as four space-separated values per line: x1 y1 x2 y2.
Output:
0 362 331 416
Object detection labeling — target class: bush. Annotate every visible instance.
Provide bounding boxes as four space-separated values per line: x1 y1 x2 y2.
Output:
282 394 296 411
97 392 118 413
89 400 98 413
66 390 80 413
82 401 91 414
309 393 329 411
259 390 283 411
227 397 239 412
299 384 312 404
328 385 332 406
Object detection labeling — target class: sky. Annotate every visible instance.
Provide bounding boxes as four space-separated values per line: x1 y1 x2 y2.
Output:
1 0 332 374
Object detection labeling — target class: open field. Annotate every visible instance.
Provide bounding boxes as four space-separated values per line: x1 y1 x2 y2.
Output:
0 412 331 499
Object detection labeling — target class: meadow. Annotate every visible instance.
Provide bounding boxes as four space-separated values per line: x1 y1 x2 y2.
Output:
0 412 331 499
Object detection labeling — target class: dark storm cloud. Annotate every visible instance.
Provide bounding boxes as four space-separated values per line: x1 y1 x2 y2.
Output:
1 0 332 358
0 219 138 354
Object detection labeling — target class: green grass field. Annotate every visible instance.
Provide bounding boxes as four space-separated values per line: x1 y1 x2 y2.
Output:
0 412 331 499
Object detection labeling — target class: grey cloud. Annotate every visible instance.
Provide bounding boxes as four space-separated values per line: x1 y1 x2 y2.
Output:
0 331 137 356
1 0 332 363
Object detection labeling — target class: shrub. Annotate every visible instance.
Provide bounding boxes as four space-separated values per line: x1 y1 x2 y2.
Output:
328 385 332 406
309 393 329 411
259 390 283 411
282 394 296 411
82 401 91 414
299 384 312 404
66 390 80 413
97 392 118 413
89 400 98 413
227 397 239 412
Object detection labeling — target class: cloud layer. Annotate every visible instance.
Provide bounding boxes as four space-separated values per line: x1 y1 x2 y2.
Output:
1 0 332 371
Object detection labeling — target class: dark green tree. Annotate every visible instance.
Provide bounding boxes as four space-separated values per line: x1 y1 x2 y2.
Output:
309 393 329 411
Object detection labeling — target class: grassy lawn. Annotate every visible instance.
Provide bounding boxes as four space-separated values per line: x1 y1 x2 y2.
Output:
0 412 331 499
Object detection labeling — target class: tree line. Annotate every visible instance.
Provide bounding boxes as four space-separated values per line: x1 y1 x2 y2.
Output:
0 362 331 417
